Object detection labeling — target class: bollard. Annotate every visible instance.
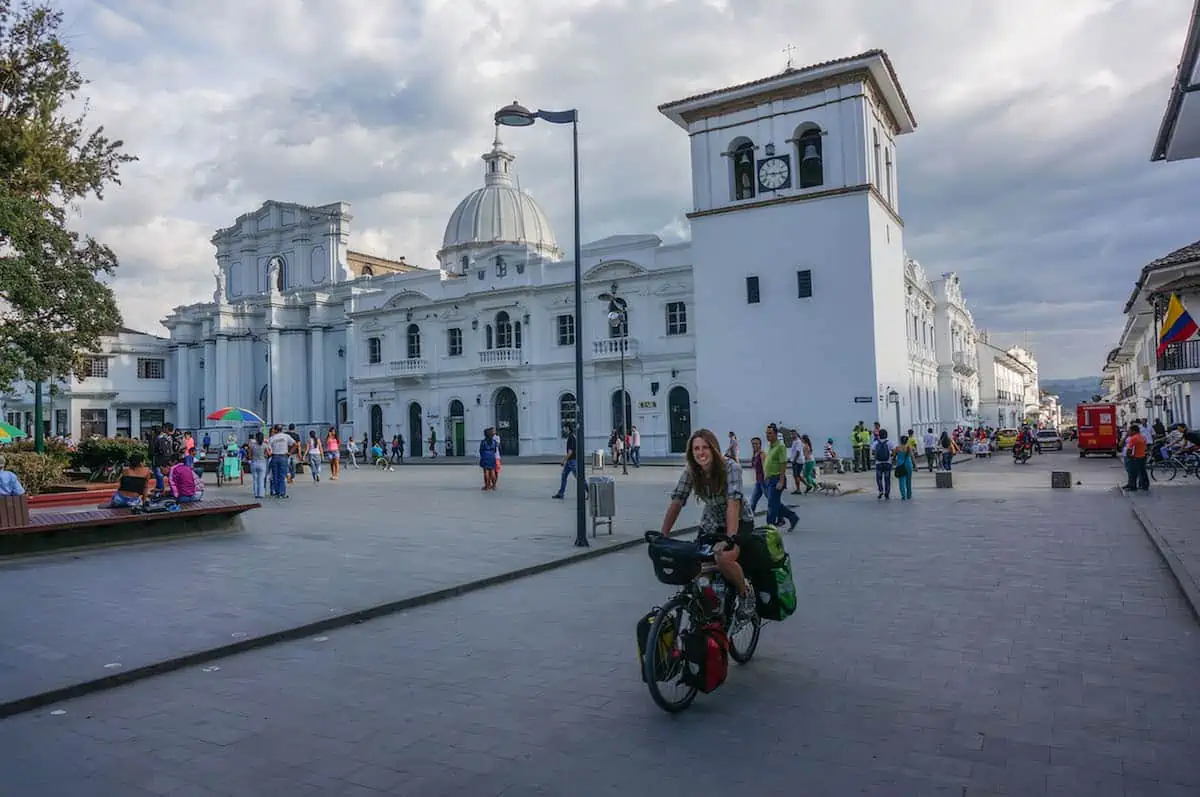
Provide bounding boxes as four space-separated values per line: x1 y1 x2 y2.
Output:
1051 471 1072 489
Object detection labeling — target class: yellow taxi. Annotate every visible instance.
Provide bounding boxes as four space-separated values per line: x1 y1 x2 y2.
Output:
994 428 1020 450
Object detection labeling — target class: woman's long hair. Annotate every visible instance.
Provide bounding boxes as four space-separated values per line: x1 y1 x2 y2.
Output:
684 428 725 500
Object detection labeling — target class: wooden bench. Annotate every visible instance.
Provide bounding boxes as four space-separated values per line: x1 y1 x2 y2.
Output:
0 497 260 556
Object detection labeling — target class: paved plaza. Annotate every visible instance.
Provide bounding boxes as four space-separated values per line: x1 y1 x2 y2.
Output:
2 450 1199 795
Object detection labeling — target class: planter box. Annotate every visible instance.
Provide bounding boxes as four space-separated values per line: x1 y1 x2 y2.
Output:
1051 471 1072 489
935 472 953 489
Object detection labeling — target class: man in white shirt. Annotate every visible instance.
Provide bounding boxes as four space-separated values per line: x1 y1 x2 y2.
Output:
922 427 938 472
788 432 805 494
267 425 293 498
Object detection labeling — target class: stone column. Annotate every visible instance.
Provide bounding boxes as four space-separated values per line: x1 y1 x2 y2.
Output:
174 344 190 429
309 326 325 423
215 336 230 412
268 328 281 424
344 320 357 437
203 339 217 425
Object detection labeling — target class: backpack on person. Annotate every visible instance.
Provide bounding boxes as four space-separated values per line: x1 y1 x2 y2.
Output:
874 439 891 465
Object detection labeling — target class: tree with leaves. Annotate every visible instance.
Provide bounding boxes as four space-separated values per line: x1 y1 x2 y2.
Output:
0 0 135 450
0 0 135 392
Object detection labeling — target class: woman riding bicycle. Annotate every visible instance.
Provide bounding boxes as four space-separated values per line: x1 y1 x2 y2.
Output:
659 428 768 600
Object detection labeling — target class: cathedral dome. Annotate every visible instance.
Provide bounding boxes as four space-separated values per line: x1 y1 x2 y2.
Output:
439 135 559 262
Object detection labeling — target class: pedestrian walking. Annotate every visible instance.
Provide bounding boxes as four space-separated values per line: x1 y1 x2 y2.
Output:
894 435 915 501
874 430 894 500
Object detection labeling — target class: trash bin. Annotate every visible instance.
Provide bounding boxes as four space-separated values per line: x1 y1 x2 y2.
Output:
591 449 605 470
587 475 616 537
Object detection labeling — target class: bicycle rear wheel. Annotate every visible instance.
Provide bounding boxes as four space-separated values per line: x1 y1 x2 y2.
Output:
644 597 697 714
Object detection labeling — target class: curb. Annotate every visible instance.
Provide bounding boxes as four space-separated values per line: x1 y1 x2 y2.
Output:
1129 502 1200 625
0 516 729 719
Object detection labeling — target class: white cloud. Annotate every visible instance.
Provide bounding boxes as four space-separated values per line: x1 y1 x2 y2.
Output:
51 0 1200 377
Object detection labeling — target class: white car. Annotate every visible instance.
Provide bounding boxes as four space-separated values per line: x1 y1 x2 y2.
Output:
1036 429 1064 451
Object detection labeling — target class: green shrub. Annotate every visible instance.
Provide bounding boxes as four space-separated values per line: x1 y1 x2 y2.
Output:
3 452 65 496
69 437 148 472
8 438 72 464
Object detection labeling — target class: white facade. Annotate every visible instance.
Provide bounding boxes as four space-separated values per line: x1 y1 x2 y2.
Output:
8 50 1005 457
658 50 921 449
1040 394 1063 430
1006 345 1041 421
976 337 1031 429
2 329 173 438
1100 239 1200 429
931 272 981 429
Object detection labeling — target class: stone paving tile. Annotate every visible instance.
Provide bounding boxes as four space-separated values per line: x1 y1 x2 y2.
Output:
1124 479 1200 612
0 453 976 708
2 452 1197 796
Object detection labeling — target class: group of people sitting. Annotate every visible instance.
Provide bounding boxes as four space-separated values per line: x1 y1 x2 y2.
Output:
108 450 203 510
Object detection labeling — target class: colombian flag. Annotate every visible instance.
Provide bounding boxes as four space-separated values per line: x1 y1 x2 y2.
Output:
1157 293 1199 357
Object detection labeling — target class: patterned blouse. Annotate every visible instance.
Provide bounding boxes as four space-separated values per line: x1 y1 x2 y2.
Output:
670 458 754 536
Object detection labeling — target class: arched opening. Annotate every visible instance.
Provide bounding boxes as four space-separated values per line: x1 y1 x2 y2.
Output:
668 386 691 454
496 311 513 348
796 127 824 188
369 404 383 448
494 387 519 456
361 265 374 277
611 389 631 435
448 399 465 456
558 392 577 436
406 323 421 359
275 258 286 291
408 402 423 458
731 139 756 201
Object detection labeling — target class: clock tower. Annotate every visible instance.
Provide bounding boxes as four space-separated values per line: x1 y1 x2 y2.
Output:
658 49 918 447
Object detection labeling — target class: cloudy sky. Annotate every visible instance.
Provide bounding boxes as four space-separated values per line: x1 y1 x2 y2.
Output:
54 0 1200 379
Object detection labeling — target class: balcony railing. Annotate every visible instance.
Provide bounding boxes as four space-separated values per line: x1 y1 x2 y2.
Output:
479 348 523 368
1157 340 1200 373
1116 383 1137 401
952 350 977 374
388 358 428 377
593 336 640 361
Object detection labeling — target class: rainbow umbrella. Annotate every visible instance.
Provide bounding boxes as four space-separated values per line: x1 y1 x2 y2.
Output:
205 406 266 425
0 421 28 441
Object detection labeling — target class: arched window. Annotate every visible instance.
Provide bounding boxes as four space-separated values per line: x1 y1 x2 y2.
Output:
361 265 374 277
558 392 577 435
496 311 513 348
275 259 286 291
730 138 756 201
406 323 421 359
796 127 824 188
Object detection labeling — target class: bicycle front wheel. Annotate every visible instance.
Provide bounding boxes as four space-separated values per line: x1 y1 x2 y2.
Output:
727 583 761 665
644 597 697 714
1150 461 1177 482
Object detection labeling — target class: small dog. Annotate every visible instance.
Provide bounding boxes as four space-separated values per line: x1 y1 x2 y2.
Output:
816 481 842 495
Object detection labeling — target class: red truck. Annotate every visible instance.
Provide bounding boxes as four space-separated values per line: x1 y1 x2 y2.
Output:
1076 402 1120 457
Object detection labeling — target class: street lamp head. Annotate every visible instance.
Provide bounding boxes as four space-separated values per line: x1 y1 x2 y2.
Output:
495 101 536 127
887 389 899 404
607 310 623 328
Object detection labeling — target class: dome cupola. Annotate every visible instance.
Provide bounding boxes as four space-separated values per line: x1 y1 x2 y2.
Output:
438 131 561 270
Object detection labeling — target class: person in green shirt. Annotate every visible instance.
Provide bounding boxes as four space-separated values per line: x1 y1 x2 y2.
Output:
764 424 799 532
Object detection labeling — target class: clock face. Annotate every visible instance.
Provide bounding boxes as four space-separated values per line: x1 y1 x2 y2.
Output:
757 156 791 191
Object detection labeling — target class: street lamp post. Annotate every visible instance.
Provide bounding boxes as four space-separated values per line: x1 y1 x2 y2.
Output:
599 285 629 475
495 101 588 548
886 389 901 438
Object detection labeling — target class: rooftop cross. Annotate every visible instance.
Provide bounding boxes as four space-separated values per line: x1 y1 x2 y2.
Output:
783 43 797 71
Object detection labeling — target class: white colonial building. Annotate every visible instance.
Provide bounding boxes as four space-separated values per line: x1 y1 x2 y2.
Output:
5 50 1013 454
931 272 981 429
2 328 173 439
976 335 1033 429
1100 239 1200 429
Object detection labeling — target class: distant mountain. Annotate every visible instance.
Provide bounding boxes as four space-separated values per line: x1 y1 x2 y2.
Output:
1042 377 1104 409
